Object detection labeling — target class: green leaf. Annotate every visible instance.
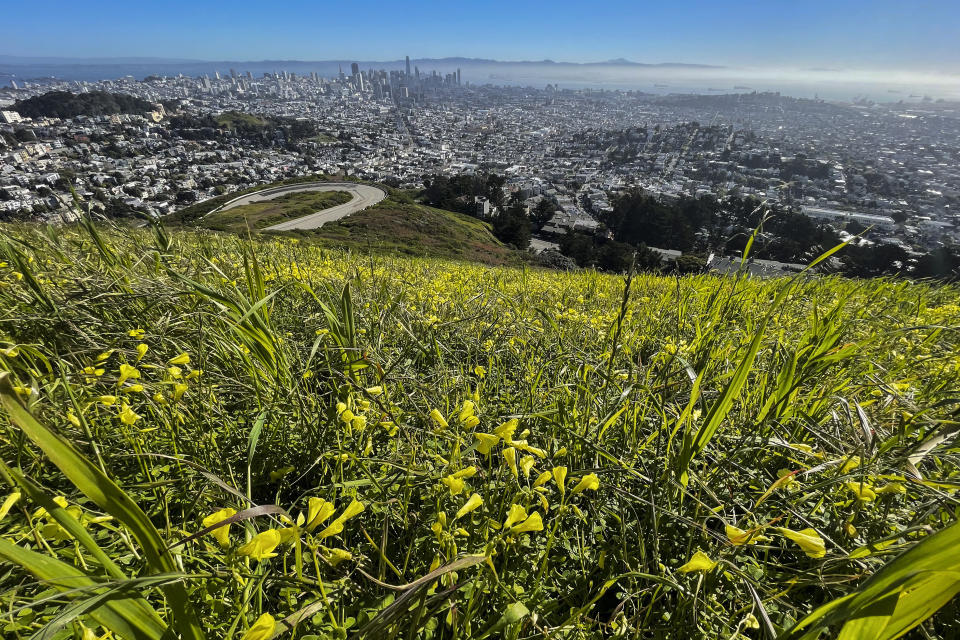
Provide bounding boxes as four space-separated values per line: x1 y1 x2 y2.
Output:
0 537 166 640
783 520 960 639
0 372 205 640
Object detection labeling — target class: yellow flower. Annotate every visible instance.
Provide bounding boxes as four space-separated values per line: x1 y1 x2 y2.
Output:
128 328 145 338
83 366 105 377
429 409 448 429
241 613 275 640
725 524 770 546
846 481 877 502
516 442 547 458
475 433 500 455
168 352 190 366
317 498 365 540
167 366 183 379
520 456 535 479
463 415 480 429
777 527 826 558
173 383 188 401
441 475 466 496
118 403 140 426
572 473 600 494
503 447 518 478
305 497 336 532
473 365 486 378
202 507 237 547
123 384 144 393
533 471 552 488
186 369 201 380
509 511 543 535
365 385 383 396
455 493 483 520
553 467 568 494
503 504 528 529
877 482 907 495
841 456 861 474
237 529 282 561
678 550 718 573
458 400 475 422
453 466 477 479
97 395 117 406
324 548 353 566
117 364 140 387
554 447 567 458
66 410 81 427
493 419 518 442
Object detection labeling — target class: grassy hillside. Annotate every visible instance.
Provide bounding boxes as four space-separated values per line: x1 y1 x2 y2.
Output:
298 195 519 265
202 190 353 233
1 223 959 639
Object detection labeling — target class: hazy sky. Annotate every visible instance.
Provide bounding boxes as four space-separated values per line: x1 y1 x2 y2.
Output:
3 0 959 72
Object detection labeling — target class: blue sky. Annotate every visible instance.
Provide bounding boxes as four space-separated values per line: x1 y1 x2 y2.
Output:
3 0 959 71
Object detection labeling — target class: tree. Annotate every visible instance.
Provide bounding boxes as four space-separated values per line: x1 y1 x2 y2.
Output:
532 199 557 229
672 254 707 275
493 202 531 249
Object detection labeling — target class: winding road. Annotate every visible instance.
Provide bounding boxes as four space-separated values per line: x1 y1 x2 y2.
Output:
209 182 387 231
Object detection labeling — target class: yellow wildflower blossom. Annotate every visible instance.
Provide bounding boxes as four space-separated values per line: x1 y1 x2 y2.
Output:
678 550 718 573
553 466 568 494
241 613 275 640
510 511 543 535
318 498 365 540
429 408 449 429
455 493 483 520
305 498 336 532
168 352 190 366
503 504 527 529
475 433 500 455
237 529 282 561
202 507 237 547
441 475 466 496
503 447 518 478
777 527 826 558
572 473 600 494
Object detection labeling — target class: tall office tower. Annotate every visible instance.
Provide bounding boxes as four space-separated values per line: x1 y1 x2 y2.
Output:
10 80 18 90
230 68 237 78
457 68 461 85
405 56 411 77
351 62 360 77
358 73 365 91
247 71 253 79
214 71 221 80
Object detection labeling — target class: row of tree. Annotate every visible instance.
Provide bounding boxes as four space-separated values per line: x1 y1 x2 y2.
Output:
12 91 155 119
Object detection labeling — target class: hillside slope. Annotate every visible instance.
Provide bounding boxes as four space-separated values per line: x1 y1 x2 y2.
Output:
298 195 519 264
0 225 959 638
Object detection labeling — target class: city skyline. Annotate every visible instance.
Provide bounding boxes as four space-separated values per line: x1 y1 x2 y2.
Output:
3 0 960 73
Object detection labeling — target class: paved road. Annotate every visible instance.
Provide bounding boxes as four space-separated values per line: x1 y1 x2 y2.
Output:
210 182 386 231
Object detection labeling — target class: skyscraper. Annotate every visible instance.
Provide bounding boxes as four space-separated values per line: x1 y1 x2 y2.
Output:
351 62 360 77
457 68 461 85
405 56 411 77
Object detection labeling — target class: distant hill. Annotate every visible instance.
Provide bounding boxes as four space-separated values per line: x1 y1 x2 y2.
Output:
12 90 154 118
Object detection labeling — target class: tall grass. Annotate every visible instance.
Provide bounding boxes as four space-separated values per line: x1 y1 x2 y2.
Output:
0 221 959 638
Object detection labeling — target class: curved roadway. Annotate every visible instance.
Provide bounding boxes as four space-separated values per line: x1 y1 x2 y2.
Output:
209 182 386 231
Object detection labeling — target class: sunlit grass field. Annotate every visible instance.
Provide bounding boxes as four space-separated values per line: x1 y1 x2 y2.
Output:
1 221 959 639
